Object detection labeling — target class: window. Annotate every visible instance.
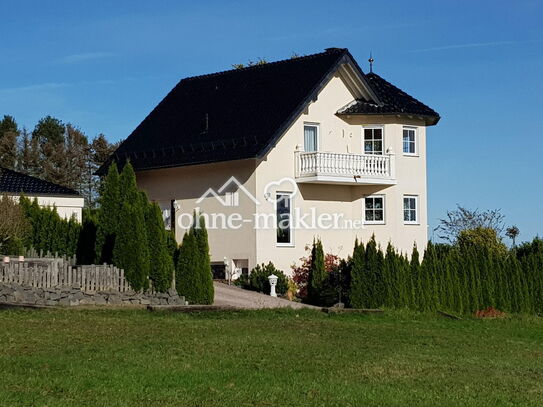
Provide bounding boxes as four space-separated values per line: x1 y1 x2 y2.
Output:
403 127 417 155
304 124 319 152
403 195 418 224
276 193 293 245
365 196 385 224
363 127 383 155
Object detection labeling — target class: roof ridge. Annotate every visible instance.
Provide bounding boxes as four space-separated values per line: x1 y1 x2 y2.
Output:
180 48 347 83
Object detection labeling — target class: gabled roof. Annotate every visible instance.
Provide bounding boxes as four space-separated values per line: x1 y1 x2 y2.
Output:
99 48 439 174
337 73 440 124
0 167 80 197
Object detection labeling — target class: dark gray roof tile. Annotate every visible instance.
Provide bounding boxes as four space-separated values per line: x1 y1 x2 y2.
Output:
0 167 79 196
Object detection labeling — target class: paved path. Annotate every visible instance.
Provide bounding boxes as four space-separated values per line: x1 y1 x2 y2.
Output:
213 282 318 310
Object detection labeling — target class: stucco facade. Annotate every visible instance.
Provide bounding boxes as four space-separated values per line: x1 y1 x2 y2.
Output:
8 195 84 222
136 70 432 275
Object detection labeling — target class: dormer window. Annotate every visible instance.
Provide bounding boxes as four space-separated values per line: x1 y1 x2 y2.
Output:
363 127 383 155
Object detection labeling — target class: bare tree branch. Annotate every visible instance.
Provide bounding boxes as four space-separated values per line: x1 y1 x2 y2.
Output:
435 205 505 242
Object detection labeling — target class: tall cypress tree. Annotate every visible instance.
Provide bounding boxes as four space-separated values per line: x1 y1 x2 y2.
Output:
465 248 480 312
118 161 140 204
146 203 174 292
420 243 434 311
176 228 199 303
113 202 149 291
307 238 326 305
77 209 98 265
409 245 421 310
95 163 120 263
193 214 214 304
166 230 179 266
383 243 396 308
176 213 214 304
448 249 464 313
361 236 380 308
349 239 366 308
496 253 511 312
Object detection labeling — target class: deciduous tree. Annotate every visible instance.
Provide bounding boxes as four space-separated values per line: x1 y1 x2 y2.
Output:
0 194 29 254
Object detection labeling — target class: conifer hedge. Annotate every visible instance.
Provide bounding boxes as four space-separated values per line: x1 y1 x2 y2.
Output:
310 232 543 315
19 196 81 258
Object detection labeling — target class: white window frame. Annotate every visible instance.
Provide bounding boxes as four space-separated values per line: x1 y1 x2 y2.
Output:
362 125 384 155
403 195 419 225
402 126 418 156
303 123 320 152
364 195 386 225
275 192 294 247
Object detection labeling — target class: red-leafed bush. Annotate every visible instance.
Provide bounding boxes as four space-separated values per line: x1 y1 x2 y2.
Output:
474 306 506 319
291 245 340 299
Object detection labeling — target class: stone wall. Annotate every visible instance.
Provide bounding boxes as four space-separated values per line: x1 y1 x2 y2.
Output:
0 282 187 307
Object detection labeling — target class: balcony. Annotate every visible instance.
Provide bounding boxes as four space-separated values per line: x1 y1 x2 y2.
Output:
295 151 397 185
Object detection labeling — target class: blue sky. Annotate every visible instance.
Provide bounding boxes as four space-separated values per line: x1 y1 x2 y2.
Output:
1 0 542 242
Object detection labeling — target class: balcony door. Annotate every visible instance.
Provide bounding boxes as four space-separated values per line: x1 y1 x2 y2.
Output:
304 123 319 152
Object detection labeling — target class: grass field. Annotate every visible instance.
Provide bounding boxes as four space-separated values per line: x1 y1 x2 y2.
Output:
0 308 542 406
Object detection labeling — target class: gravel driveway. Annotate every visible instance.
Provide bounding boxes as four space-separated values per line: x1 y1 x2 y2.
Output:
213 282 318 310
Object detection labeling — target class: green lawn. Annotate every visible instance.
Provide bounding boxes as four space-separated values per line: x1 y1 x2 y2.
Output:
0 308 542 406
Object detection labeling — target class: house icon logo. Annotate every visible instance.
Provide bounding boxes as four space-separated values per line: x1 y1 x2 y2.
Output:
196 176 299 207
196 176 260 207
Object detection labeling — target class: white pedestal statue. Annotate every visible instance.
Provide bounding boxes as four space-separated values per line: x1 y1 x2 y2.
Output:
268 274 278 297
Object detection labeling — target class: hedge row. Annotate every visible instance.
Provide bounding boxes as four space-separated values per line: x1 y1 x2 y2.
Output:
19 197 81 258
304 231 543 314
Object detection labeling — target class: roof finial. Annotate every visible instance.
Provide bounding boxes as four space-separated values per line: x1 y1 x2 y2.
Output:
368 52 374 73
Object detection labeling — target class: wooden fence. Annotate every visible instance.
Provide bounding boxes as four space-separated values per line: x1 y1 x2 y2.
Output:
0 261 130 292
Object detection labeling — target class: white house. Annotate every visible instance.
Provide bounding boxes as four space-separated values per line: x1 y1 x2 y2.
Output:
0 167 84 221
99 48 440 276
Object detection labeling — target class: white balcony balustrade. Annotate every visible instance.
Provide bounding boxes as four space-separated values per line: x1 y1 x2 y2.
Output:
295 151 396 185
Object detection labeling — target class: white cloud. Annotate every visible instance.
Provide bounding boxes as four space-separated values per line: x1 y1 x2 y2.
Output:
0 82 68 94
59 52 114 64
409 40 540 53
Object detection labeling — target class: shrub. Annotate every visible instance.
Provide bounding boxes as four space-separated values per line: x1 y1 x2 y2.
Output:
291 245 340 299
0 194 29 254
237 262 288 295
457 227 507 257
